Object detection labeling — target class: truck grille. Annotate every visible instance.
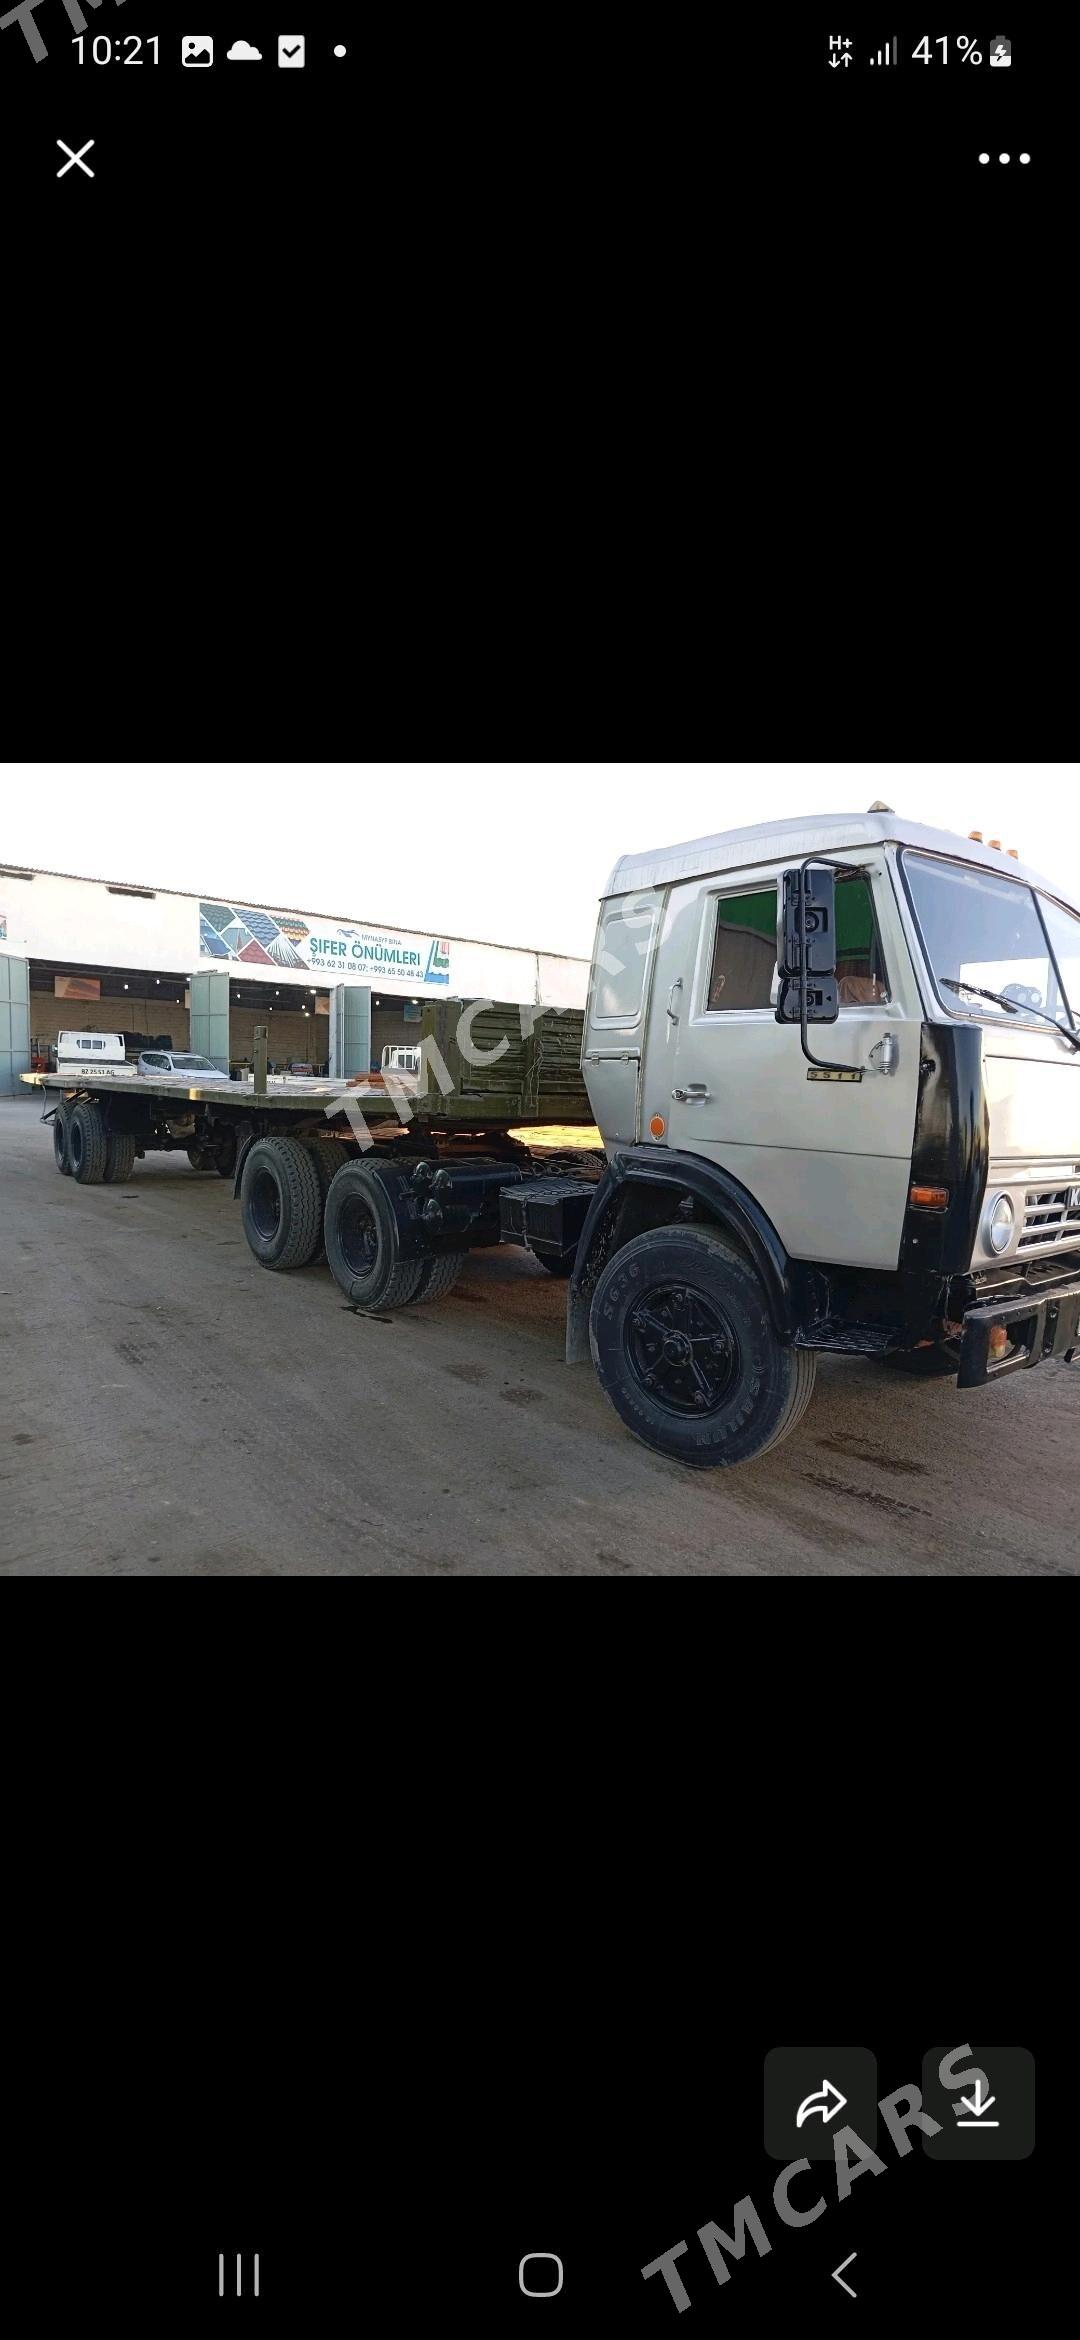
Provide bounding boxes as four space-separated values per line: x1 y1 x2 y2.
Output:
1018 1185 1080 1252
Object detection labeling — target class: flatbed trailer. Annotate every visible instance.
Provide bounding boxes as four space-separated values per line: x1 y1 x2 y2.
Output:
25 997 604 1300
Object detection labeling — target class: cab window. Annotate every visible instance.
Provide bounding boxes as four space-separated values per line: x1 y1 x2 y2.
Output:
593 902 657 1022
707 888 777 1010
834 874 890 1005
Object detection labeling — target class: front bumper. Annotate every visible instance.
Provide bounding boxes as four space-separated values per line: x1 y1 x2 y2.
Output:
958 1274 1080 1389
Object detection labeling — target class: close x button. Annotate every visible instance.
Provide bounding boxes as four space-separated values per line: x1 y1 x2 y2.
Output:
764 2046 878 2162
56 138 95 180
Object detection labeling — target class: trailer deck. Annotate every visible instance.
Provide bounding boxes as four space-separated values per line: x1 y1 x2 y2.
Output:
23 997 593 1130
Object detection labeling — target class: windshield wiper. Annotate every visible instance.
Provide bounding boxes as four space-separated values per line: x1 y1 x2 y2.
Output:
941 977 1080 1052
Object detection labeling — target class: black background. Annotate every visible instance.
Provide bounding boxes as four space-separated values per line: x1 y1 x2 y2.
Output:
0 12 1063 757
3 1746 1046 2337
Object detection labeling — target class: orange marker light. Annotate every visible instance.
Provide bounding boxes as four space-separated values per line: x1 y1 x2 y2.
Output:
649 1113 667 1140
989 838 1003 851
968 829 984 842
909 1183 949 1210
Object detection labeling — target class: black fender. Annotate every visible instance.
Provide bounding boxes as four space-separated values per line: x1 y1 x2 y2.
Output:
233 1131 258 1199
566 1147 795 1362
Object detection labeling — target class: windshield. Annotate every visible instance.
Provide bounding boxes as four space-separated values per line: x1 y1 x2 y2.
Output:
170 1054 218 1071
903 854 1079 1032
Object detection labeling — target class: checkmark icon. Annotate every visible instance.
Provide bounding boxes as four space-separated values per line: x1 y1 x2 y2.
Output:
277 35 305 67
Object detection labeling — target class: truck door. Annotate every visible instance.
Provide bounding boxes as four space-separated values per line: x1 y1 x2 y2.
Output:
583 888 665 1145
658 862 923 1271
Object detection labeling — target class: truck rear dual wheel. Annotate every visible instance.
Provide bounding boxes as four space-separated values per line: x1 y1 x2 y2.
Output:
298 1138 342 1264
53 1106 72 1174
412 1250 467 1303
589 1225 817 1469
68 1100 108 1186
323 1162 422 1311
240 1136 324 1271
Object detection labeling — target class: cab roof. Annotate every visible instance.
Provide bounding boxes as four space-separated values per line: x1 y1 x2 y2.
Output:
604 812 1075 912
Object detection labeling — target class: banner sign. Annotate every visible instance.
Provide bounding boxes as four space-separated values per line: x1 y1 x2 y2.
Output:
55 973 101 1000
199 902 451 989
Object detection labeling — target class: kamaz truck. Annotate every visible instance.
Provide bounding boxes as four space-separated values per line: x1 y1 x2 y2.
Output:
29 813 1080 1469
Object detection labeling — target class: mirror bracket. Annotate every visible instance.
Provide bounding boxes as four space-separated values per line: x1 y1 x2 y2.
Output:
776 855 872 1076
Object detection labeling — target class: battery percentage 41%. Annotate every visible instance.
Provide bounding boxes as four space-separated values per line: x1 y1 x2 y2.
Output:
912 35 983 64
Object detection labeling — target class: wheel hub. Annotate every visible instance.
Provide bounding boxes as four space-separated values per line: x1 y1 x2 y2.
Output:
627 1283 740 1416
339 1193 379 1277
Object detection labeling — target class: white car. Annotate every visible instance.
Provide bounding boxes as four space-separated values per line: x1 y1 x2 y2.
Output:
138 1050 232 1082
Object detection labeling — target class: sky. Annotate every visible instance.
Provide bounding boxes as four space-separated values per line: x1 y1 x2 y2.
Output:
3 763 1077 962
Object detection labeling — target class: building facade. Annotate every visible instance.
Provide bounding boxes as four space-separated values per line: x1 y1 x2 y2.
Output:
0 863 589 1088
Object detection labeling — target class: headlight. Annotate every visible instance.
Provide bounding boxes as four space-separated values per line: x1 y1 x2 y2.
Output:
984 1193 1014 1254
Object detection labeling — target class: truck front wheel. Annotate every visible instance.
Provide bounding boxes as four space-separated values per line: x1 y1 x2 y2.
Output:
589 1225 816 1469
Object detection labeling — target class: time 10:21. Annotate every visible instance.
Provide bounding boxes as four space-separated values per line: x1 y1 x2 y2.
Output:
73 35 160 63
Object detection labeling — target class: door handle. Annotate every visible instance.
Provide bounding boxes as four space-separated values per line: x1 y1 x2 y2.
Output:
672 1083 712 1102
666 978 683 1023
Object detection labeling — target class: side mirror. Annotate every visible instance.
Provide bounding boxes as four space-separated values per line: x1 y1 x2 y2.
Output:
775 866 839 1025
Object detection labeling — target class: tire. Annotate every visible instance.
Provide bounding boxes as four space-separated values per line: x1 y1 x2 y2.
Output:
883 1340 961 1378
323 1161 422 1310
412 1249 467 1304
53 1105 72 1175
212 1127 238 1178
68 1100 108 1186
240 1135 324 1270
299 1138 341 1263
187 1144 213 1172
103 1133 137 1184
589 1225 817 1469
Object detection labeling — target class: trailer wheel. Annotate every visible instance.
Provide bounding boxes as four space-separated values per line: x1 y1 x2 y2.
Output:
589 1225 816 1469
103 1133 137 1184
68 1100 108 1186
323 1162 422 1310
212 1127 238 1178
53 1105 72 1175
186 1144 214 1172
412 1250 467 1304
240 1136 324 1270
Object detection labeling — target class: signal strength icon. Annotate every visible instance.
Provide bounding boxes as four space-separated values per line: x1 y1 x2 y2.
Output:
869 37 898 66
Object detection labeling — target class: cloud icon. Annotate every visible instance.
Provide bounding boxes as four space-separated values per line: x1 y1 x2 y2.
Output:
227 39 263 62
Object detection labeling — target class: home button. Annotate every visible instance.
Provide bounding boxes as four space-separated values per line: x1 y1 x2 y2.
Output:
519 2253 564 2298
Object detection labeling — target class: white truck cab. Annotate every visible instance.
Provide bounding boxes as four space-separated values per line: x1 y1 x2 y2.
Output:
56 1031 131 1074
381 1044 421 1077
568 812 1080 1467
